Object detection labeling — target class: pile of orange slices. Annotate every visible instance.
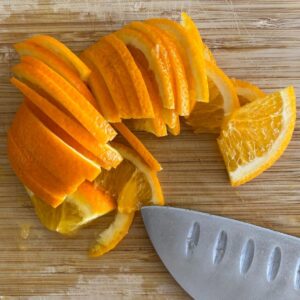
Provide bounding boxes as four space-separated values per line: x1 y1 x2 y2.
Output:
8 13 296 257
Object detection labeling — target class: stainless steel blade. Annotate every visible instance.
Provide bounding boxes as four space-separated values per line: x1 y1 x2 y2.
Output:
141 206 300 300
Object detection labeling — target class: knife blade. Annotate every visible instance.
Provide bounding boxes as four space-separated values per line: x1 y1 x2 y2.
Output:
141 206 300 300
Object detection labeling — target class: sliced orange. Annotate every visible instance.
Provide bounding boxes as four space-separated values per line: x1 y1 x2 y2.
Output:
147 17 209 105
128 46 167 136
29 181 116 234
113 122 162 171
90 142 164 257
81 46 132 119
14 41 98 108
115 27 175 109
104 34 154 118
12 56 116 144
218 86 296 186
94 39 142 118
231 78 266 106
145 23 190 116
8 132 69 207
10 103 101 185
27 35 91 81
186 61 239 133
79 51 121 123
167 115 181 136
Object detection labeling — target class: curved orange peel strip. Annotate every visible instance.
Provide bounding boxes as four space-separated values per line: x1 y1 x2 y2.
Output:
89 211 135 257
113 123 162 172
28 35 91 81
231 78 266 106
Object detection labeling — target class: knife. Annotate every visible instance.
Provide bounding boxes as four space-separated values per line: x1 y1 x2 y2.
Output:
141 206 300 300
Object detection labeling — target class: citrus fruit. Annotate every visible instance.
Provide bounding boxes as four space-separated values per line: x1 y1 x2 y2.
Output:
232 78 266 106
90 142 164 257
147 15 209 105
113 122 162 171
29 181 116 234
14 41 97 107
186 61 239 133
12 56 116 144
218 86 296 186
79 51 121 123
115 27 175 109
27 35 91 81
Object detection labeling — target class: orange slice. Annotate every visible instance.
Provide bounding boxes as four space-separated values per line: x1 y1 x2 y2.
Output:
27 35 91 81
115 27 175 109
94 38 142 118
10 103 101 185
30 181 116 234
231 78 266 105
145 23 190 116
218 86 296 186
147 17 209 105
113 122 162 171
81 46 132 119
12 56 116 143
79 51 121 123
8 132 69 208
104 34 154 118
128 46 167 136
14 41 98 108
186 61 239 133
90 142 164 257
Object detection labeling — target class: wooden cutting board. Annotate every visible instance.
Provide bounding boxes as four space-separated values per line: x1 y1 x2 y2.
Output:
0 0 299 298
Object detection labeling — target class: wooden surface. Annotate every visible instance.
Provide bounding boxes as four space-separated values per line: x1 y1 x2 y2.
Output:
0 0 300 298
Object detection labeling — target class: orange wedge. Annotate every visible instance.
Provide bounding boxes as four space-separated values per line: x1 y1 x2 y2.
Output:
147 16 209 105
218 86 296 186
81 46 132 119
10 103 101 185
12 56 116 143
104 34 154 118
115 27 175 109
30 180 116 234
90 142 164 257
8 132 69 207
79 51 121 123
27 35 91 81
231 78 266 106
113 122 162 172
14 41 98 108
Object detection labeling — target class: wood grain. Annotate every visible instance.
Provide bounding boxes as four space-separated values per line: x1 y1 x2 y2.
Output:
0 0 300 298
